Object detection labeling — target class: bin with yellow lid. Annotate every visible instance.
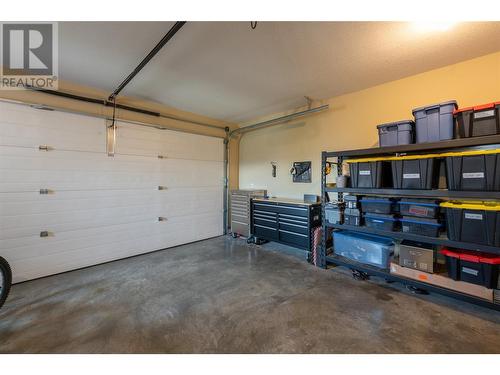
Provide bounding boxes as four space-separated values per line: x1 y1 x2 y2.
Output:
440 200 500 246
389 153 441 190
345 156 392 189
442 149 500 191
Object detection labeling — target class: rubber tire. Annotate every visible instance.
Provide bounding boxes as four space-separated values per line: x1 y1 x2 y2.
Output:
231 232 238 239
0 256 12 310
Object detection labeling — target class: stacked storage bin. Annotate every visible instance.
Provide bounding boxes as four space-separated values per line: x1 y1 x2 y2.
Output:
359 196 400 232
399 199 443 238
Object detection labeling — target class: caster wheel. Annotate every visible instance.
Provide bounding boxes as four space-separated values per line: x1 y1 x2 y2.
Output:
246 236 254 244
231 232 238 239
352 269 369 281
406 285 429 295
0 256 12 310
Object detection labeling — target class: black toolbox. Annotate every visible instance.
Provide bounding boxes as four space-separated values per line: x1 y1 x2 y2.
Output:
441 249 500 289
454 101 500 138
398 198 441 219
400 216 442 237
347 158 391 188
441 201 500 246
443 149 500 191
360 196 398 214
390 154 441 190
344 208 362 226
364 213 400 231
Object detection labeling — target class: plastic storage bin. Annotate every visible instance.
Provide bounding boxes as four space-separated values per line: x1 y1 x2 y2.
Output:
454 101 500 138
400 216 442 237
440 249 500 289
334 231 394 269
398 198 441 218
325 203 344 225
344 195 359 209
390 154 441 190
359 197 398 214
377 120 415 147
441 201 500 246
413 100 458 143
443 149 500 191
344 208 361 226
346 158 391 188
365 213 400 231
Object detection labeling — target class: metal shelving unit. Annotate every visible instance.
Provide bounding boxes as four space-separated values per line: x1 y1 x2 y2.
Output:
320 136 500 311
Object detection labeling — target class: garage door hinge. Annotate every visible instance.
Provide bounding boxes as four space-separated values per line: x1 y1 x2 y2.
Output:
39 189 54 195
39 145 54 151
158 186 168 190
40 231 53 237
158 217 167 222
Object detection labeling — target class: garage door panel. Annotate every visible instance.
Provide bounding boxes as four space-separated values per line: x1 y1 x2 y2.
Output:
116 122 224 161
0 101 224 282
0 102 106 152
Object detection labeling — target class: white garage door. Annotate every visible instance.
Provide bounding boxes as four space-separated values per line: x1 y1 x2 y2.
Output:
0 101 224 283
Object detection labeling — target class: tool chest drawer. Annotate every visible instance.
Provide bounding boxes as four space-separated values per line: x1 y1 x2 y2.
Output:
230 189 266 238
251 198 321 251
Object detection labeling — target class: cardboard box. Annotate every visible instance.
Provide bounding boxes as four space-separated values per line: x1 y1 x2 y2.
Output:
390 263 493 302
399 243 434 273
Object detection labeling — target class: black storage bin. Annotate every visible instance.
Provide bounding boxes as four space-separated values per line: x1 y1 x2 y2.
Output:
390 155 440 190
443 149 500 191
400 216 442 237
441 201 500 246
398 198 441 219
377 120 415 147
360 197 398 214
344 208 361 226
441 249 500 289
413 100 457 143
364 213 399 231
347 159 391 188
344 195 359 209
454 101 500 138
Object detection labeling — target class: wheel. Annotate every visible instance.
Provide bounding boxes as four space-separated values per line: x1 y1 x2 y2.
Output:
0 256 12 310
231 232 238 239
352 269 369 281
246 236 254 244
405 285 429 295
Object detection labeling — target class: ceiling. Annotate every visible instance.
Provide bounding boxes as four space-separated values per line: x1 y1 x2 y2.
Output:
59 21 500 123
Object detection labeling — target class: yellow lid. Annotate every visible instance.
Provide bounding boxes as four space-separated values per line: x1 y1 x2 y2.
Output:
440 200 500 211
346 153 441 163
440 149 500 158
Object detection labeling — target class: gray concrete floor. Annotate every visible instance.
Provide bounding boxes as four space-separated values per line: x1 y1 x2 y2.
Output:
0 236 499 353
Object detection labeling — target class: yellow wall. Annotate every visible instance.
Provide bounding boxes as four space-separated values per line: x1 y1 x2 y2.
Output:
239 51 500 199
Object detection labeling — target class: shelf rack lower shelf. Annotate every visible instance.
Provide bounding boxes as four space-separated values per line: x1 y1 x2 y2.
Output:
326 223 500 255
326 187 500 200
325 254 499 311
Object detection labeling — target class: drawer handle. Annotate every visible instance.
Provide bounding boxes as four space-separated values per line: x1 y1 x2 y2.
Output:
254 217 276 223
279 229 308 238
255 224 276 231
280 206 307 211
279 217 308 225
232 220 248 226
279 213 307 220
279 221 308 229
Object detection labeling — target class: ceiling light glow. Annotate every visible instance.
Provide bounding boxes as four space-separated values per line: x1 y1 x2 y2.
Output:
412 21 457 32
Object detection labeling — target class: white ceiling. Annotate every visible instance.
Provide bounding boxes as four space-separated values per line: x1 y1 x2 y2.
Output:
59 21 500 123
